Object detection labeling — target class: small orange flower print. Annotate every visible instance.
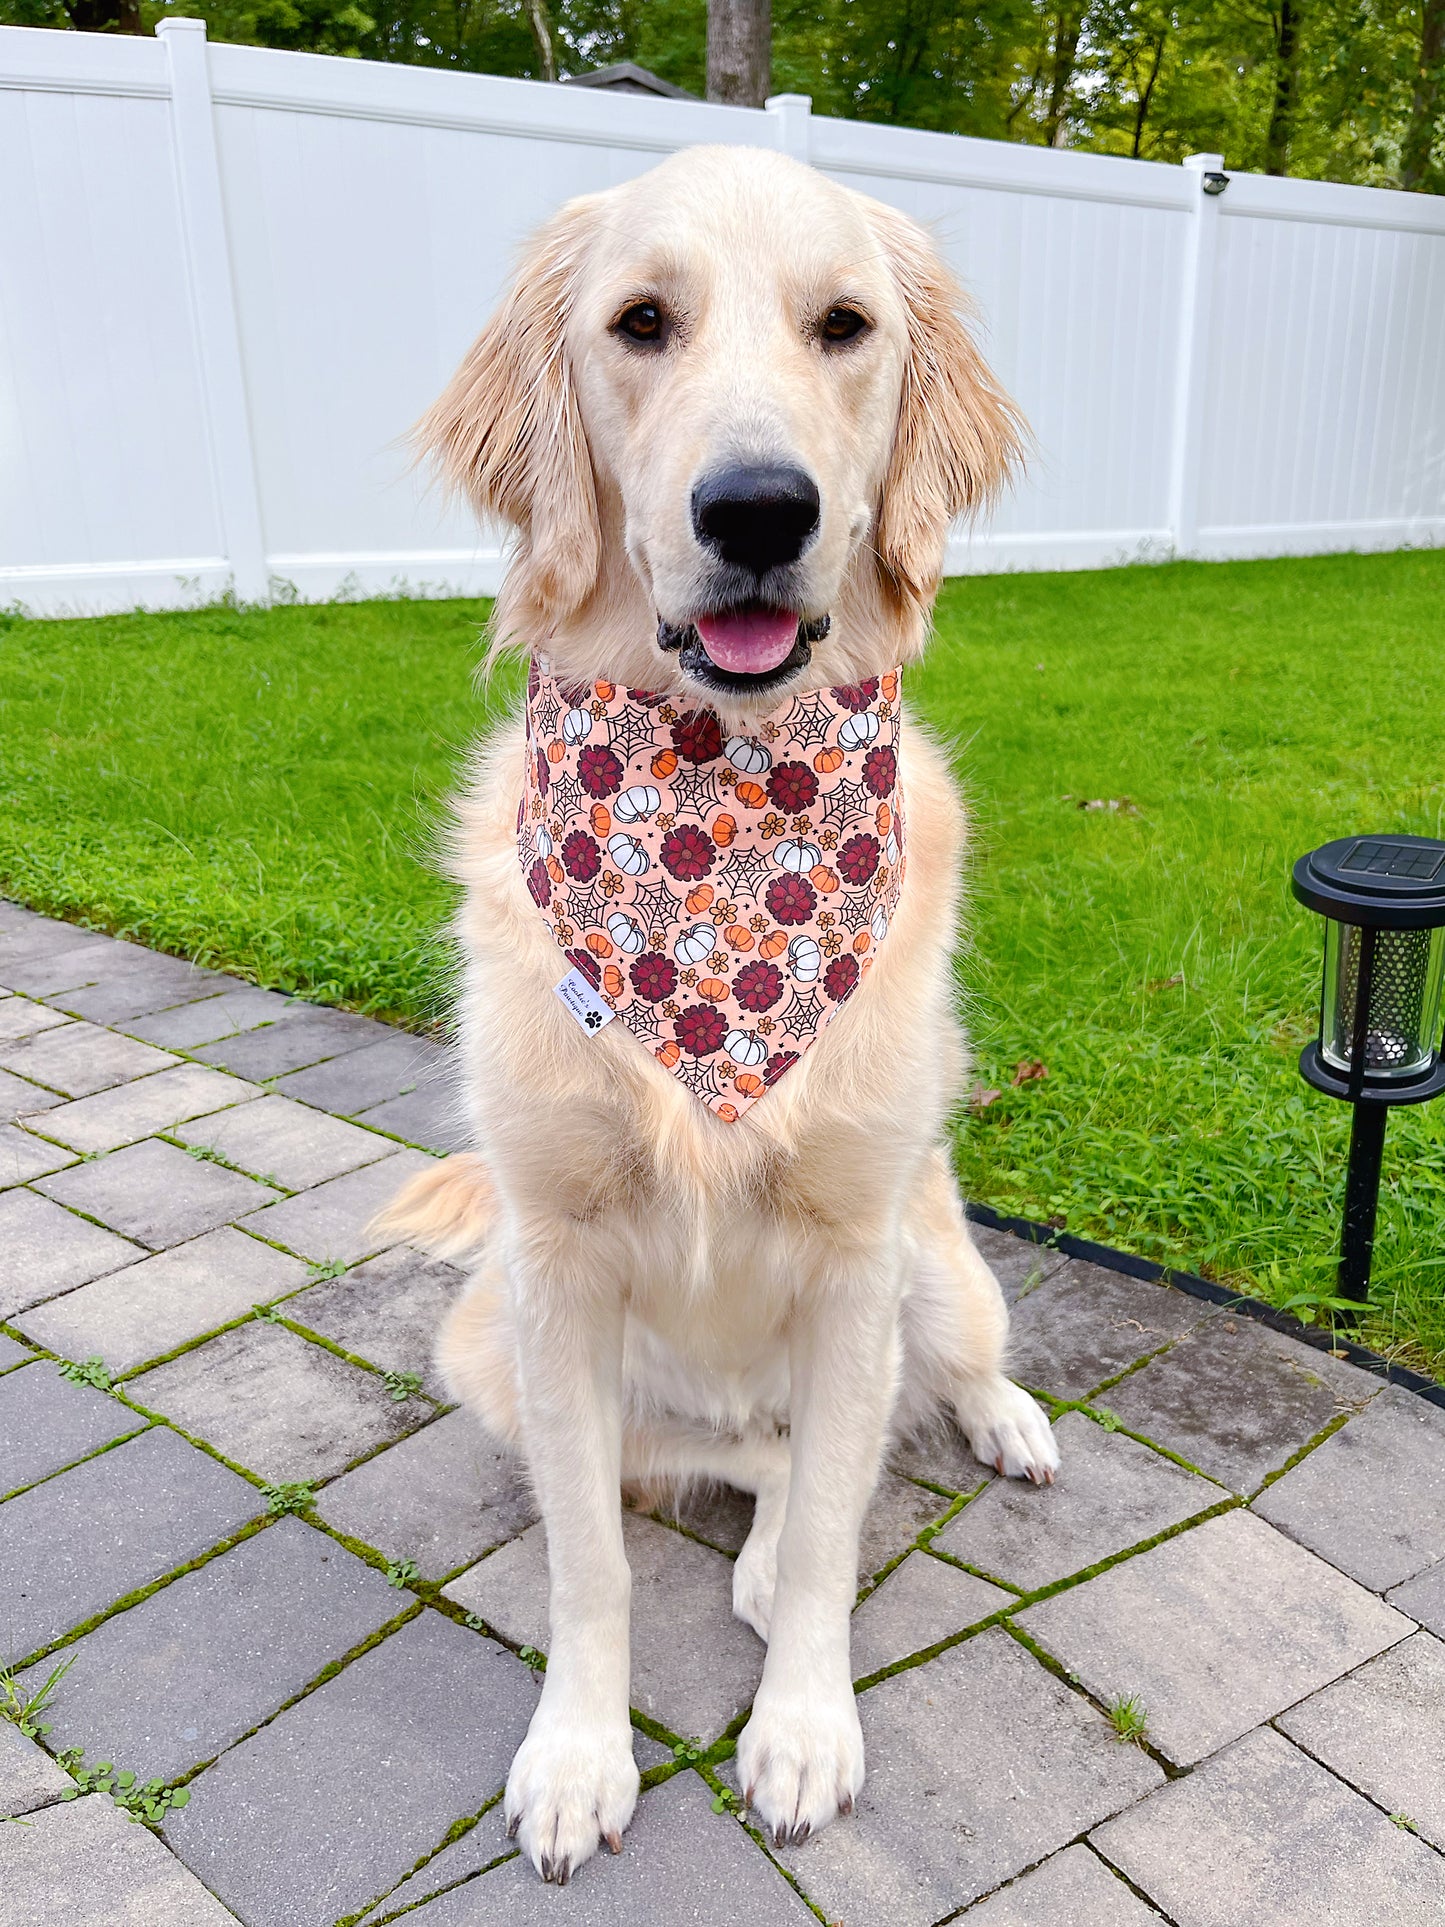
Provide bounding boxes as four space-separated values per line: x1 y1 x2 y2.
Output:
760 812 786 840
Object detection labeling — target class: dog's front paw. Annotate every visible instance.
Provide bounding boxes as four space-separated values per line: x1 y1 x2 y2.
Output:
956 1374 1060 1484
737 1683 864 1847
504 1709 639 1884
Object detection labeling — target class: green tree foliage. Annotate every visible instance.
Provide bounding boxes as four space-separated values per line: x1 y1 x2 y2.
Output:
4 0 1441 189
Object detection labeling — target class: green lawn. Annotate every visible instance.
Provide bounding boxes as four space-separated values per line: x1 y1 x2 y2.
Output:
3 552 1443 1372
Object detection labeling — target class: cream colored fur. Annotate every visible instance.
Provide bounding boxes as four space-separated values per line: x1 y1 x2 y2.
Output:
387 145 1058 1884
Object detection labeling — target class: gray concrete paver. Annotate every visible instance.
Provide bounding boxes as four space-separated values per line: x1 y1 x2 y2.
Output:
21 1516 405 1782
778 1627 1161 1927
0 1120 77 1187
0 1330 34 1370
1092 1725 1445 1927
36 1063 260 1154
1005 1260 1212 1400
1105 1315 1379 1493
0 1717 74 1818
1389 1558 1445 1637
0 1065 62 1123
0 1021 178 1097
190 1006 381 1080
850 1549 1010 1679
124 986 297 1050
283 1244 464 1380
1253 1386 1445 1589
0 1359 146 1494
274 1031 445 1115
960 1843 1168 1923
37 1139 279 1249
1020 1508 1411 1766
55 957 226 1026
13 1226 310 1379
936 1410 1224 1592
0 1793 242 1925
316 1408 536 1578
163 1611 535 1927
357 1081 469 1152
1277 1630 1445 1851
237 1148 435 1263
174 1093 392 1190
967 1222 1069 1306
0 1187 141 1318
128 1318 422 1483
0 997 71 1041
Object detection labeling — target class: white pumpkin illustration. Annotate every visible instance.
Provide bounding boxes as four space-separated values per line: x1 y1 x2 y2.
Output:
613 784 662 823
535 827 554 860
788 934 821 982
775 837 822 873
673 925 713 967
606 911 646 955
724 1028 768 1067
838 710 881 750
606 832 649 876
885 827 901 866
726 736 772 775
871 905 890 945
561 707 593 745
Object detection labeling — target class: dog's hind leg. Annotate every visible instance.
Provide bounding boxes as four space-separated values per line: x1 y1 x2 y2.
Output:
622 1421 791 1642
900 1148 1060 1485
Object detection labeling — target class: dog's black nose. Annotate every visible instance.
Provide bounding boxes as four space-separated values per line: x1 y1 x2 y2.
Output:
692 464 820 577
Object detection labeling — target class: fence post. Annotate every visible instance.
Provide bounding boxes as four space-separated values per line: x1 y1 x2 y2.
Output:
158 19 269 606
1166 152 1225 561
765 92 812 162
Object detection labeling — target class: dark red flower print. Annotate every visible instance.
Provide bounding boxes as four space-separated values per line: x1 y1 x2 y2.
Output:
837 832 880 887
628 687 664 705
562 831 601 881
527 859 551 908
671 710 723 764
675 1002 727 1057
765 873 817 926
630 954 678 1003
833 677 879 712
661 824 715 882
558 679 590 708
824 953 859 1002
565 946 601 988
766 761 818 812
733 959 784 1013
578 744 624 798
535 749 550 798
862 744 896 798
515 797 526 834
764 1048 799 1086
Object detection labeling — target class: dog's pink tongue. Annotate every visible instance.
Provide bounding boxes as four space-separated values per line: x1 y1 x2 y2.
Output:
696 609 798 675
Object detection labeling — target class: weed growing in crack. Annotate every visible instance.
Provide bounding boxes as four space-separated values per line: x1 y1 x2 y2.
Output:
386 1559 419 1589
382 1369 423 1403
252 1303 284 1324
261 1482 315 1515
517 1645 545 1671
1093 1407 1122 1432
672 1739 705 1765
308 1259 347 1282
1391 1812 1420 1833
1106 1693 1151 1745
0 1654 73 1740
710 1786 741 1814
57 1356 112 1393
57 1748 191 1826
462 1612 488 1632
184 1144 227 1165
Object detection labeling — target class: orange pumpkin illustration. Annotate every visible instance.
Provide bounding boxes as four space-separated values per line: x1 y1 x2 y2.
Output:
547 739 566 764
595 680 615 702
733 1072 764 1098
602 964 624 998
853 930 871 954
733 780 767 810
686 883 714 914
651 748 678 780
716 1102 740 1123
590 803 612 837
724 924 755 951
882 670 899 700
586 931 613 959
655 1040 680 1068
698 977 728 1002
545 856 565 885
712 813 737 847
809 865 839 893
813 746 845 775
758 931 788 960
876 802 892 835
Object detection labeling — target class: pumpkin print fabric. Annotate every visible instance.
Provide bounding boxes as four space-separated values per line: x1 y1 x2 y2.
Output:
519 660 906 1122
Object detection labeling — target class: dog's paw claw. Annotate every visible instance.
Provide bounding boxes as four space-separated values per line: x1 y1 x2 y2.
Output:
957 1376 1061 1485
737 1688 863 1851
505 1713 638 1884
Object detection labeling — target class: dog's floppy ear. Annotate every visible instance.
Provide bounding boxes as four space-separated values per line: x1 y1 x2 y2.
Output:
867 203 1025 618
417 197 601 626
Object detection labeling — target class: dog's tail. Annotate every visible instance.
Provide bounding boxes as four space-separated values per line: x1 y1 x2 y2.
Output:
371 1151 496 1261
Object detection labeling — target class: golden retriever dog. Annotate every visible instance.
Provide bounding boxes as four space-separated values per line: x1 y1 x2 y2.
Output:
382 143 1060 1885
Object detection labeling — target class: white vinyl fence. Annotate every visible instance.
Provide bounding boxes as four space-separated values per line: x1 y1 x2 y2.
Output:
3 21 1444 616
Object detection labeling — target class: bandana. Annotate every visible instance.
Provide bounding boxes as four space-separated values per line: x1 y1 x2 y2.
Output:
519 660 905 1122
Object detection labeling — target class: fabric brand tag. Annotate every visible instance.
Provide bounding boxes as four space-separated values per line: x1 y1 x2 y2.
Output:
555 967 617 1036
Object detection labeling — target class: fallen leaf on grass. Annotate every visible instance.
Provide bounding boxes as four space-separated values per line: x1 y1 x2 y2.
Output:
968 1085 1003 1111
1148 973 1185 992
1012 1059 1049 1086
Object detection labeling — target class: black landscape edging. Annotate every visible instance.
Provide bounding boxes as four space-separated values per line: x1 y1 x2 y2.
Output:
965 1199 1445 1414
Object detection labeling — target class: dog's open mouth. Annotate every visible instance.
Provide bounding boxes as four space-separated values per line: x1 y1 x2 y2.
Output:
659 604 829 695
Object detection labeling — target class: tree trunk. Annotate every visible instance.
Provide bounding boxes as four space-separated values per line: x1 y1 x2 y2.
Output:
528 0 558 83
707 0 771 108
1264 0 1303 177
1042 6 1083 148
1132 32 1167 158
1402 0 1445 190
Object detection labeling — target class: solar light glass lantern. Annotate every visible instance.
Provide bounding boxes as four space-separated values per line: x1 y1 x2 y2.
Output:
1292 834 1445 1313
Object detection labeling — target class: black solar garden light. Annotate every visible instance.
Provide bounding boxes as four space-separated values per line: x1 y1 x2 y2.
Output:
1292 834 1445 1315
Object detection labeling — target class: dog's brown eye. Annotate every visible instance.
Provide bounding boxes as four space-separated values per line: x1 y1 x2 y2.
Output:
615 302 664 344
821 306 868 345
